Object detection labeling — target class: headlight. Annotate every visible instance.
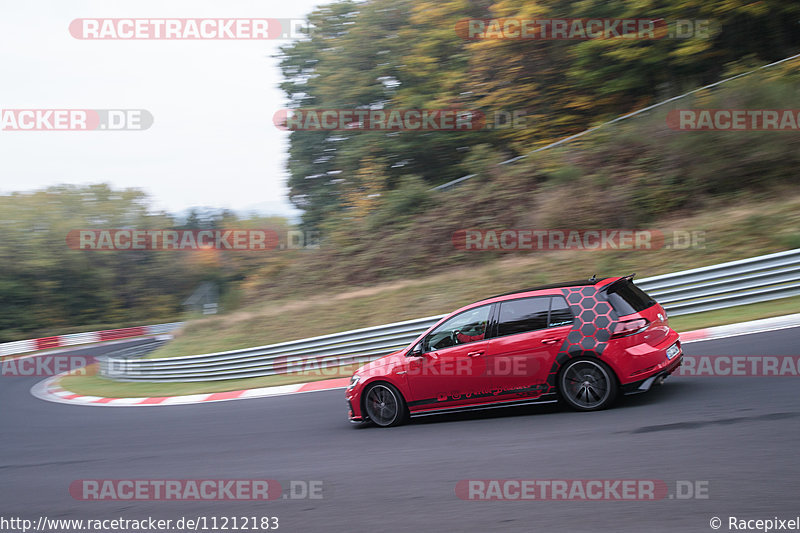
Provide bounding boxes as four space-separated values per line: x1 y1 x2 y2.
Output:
348 375 361 389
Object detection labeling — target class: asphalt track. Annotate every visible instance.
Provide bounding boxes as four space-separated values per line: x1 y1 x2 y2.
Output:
1 328 799 533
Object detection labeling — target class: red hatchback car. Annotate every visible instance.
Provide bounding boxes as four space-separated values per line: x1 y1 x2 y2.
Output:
345 275 683 427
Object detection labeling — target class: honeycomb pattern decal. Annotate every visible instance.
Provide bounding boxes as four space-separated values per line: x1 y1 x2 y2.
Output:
545 286 619 393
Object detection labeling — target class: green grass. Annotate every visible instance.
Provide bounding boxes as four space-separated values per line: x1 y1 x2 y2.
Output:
58 295 799 399
59 363 359 399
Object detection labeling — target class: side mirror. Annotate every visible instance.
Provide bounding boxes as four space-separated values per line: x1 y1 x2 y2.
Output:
408 342 425 357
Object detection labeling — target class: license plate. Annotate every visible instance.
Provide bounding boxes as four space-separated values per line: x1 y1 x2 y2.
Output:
666 343 680 360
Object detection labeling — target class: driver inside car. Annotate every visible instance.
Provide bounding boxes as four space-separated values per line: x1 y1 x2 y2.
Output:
456 321 486 344
427 309 490 350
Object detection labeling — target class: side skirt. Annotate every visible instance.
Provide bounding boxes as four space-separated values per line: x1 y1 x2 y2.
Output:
409 395 559 418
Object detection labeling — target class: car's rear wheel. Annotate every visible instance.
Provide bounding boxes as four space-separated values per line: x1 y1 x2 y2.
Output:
559 358 618 411
363 383 408 427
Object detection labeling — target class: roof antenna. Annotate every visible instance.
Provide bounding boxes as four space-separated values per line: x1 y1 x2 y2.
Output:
589 274 597 282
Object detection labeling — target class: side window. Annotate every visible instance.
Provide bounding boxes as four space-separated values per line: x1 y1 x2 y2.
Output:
548 296 574 327
497 297 550 337
426 305 491 351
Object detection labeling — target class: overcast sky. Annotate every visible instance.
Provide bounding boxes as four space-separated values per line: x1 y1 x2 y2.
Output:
0 0 328 218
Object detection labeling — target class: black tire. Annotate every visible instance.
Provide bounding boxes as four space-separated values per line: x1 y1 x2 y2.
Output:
558 358 618 411
363 382 408 427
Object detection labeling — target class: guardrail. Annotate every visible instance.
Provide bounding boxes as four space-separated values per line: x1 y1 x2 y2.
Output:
0 322 184 358
637 249 800 315
101 249 800 382
102 315 445 382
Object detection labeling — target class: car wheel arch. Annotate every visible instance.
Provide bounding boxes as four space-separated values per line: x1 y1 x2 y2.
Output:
360 380 410 426
557 353 621 389
556 355 621 411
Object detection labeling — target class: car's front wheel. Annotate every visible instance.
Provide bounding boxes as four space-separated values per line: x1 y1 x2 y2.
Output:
559 358 618 411
363 383 408 427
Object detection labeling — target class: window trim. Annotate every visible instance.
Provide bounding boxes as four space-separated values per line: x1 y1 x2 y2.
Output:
547 295 576 329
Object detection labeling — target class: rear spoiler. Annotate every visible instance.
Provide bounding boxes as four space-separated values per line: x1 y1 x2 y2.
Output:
603 273 636 292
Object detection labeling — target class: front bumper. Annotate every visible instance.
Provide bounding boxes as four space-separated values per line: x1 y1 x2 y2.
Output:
346 395 366 423
347 401 359 421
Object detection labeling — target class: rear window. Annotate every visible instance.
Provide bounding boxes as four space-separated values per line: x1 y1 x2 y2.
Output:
605 279 656 315
497 297 550 336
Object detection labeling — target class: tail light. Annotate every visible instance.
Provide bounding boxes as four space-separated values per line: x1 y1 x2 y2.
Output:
611 318 649 338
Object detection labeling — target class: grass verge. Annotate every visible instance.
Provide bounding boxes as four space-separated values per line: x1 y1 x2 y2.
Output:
149 192 800 360
58 364 359 399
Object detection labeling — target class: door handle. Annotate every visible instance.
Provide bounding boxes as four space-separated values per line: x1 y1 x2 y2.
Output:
467 350 485 357
541 338 561 345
